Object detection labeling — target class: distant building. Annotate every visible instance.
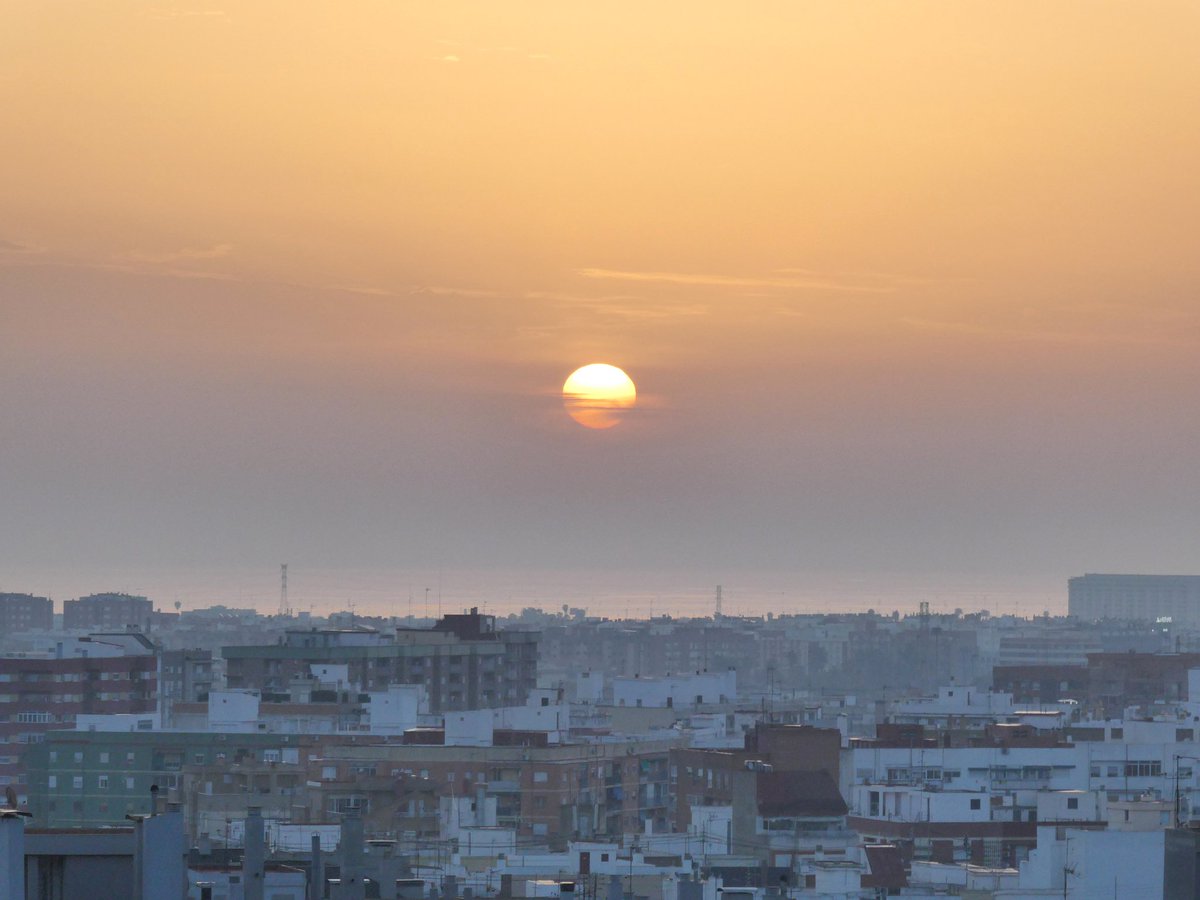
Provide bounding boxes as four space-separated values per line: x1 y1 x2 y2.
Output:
611 670 735 708
992 664 1089 706
223 608 539 714
0 593 53 633
159 649 215 725
1069 573 1200 625
63 593 153 633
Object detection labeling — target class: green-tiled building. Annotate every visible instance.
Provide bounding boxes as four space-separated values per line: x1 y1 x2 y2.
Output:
25 729 309 828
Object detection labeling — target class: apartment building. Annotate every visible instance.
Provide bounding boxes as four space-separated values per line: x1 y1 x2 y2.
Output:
0 593 53 633
159 648 215 725
672 724 841 831
62 593 154 632
223 609 538 714
1069 573 1200 625
0 633 157 803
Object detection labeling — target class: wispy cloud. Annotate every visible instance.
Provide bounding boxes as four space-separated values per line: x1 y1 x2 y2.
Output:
121 243 233 264
0 238 45 256
144 8 228 21
577 267 895 294
899 313 1200 347
331 284 397 298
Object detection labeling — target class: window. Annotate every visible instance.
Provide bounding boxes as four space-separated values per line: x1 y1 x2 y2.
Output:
970 799 981 810
99 753 109 764
47 776 56 789
72 776 83 790
125 777 135 790
533 772 548 784
73 752 83 764
1125 761 1163 778
1067 797 1078 810
98 775 108 789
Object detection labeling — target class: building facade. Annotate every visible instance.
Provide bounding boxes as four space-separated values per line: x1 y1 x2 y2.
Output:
1069 574 1200 625
223 610 539 714
62 593 153 633
0 593 53 633
0 633 157 803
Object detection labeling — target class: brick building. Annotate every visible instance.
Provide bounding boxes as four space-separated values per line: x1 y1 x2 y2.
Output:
0 633 157 803
672 723 841 830
992 664 1089 706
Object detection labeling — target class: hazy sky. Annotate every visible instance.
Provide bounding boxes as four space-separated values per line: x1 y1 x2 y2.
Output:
3 3 1199 608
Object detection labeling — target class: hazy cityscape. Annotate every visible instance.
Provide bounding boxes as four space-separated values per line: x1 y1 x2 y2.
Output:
0 578 1198 897
5 2 1200 898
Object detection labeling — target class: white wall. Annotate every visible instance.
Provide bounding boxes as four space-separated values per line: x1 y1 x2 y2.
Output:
445 709 494 747
75 712 160 732
368 685 425 735
612 671 736 709
208 689 260 732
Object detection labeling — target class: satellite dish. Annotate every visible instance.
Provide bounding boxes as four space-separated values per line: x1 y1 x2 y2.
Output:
174 601 182 612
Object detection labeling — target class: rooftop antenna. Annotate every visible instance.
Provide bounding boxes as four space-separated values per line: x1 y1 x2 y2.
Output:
279 564 289 617
714 585 723 619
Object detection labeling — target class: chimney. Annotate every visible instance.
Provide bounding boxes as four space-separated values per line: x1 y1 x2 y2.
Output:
339 809 366 900
243 806 266 900
310 833 324 900
0 812 26 900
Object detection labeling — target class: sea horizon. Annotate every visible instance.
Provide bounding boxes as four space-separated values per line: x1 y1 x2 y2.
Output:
0 565 1067 621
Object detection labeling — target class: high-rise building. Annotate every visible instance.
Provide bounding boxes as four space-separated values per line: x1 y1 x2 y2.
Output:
1068 574 1200 625
0 592 53 633
63 593 153 632
223 608 539 714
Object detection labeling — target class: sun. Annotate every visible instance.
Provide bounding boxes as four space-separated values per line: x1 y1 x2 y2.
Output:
562 364 637 429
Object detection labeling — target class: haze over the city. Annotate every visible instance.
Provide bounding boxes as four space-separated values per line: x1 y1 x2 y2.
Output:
3 3 1199 614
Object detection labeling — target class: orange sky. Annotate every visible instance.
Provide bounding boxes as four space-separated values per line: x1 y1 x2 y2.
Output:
2 2 1199 604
